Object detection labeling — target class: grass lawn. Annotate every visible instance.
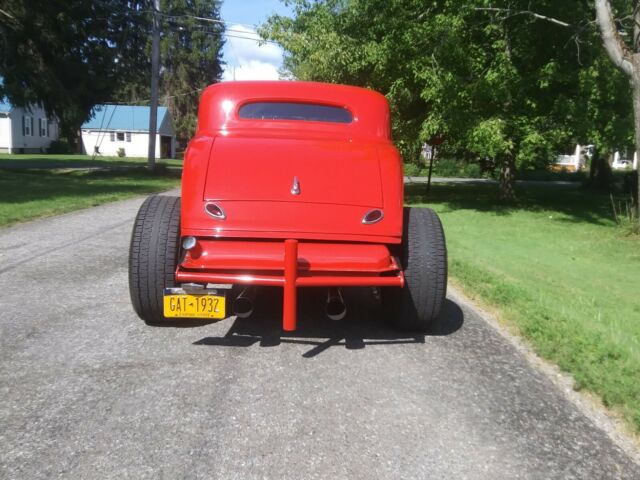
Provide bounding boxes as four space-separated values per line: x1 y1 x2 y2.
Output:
407 182 640 434
0 153 182 169
0 167 180 226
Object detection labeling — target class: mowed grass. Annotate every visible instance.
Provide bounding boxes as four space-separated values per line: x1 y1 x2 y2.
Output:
0 153 182 169
0 167 180 226
407 183 640 433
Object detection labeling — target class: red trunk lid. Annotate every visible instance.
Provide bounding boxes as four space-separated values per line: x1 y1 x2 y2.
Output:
203 136 383 207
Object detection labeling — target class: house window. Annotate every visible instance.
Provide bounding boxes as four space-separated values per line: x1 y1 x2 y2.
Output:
110 132 115 142
39 118 48 137
126 132 131 142
117 132 125 141
23 116 33 136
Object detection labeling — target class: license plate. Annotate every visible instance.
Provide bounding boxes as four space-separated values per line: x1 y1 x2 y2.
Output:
163 292 226 319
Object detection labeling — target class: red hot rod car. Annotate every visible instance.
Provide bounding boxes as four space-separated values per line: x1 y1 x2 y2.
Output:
129 81 447 331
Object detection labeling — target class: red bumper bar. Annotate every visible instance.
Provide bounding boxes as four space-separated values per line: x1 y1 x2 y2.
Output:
283 239 298 331
175 239 404 331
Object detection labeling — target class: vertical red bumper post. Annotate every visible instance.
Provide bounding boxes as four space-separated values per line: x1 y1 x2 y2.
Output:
283 239 298 331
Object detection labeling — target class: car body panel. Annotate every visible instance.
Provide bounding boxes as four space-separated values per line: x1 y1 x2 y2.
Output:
181 81 403 243
204 136 383 207
181 240 396 273
178 81 406 330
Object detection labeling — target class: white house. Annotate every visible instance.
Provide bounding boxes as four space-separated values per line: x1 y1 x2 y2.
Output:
0 99 60 153
612 150 639 170
553 144 593 172
81 104 176 159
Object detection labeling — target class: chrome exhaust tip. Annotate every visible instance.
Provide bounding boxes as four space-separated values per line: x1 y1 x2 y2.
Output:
233 287 255 318
325 287 347 321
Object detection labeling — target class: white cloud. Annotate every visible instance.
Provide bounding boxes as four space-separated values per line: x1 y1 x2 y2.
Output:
222 24 284 81
223 60 280 81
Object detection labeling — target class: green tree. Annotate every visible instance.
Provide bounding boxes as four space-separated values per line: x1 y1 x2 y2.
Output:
263 0 633 200
595 0 640 217
115 0 225 144
0 1 149 145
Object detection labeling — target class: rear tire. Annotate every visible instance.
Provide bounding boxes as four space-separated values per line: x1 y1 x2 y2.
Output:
383 207 447 331
128 195 181 325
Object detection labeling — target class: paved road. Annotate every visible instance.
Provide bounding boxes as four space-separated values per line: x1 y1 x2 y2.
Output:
1 194 638 479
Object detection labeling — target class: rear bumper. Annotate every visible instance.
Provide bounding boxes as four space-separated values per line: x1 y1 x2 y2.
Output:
175 238 404 330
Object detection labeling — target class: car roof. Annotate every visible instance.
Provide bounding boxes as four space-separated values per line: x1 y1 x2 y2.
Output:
197 81 391 141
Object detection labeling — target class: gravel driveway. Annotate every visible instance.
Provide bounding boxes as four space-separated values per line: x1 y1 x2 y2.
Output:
0 193 638 479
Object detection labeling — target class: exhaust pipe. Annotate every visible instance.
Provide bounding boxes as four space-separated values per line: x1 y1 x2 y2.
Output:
325 288 347 321
233 287 256 318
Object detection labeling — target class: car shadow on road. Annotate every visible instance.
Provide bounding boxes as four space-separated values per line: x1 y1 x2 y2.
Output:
193 288 464 358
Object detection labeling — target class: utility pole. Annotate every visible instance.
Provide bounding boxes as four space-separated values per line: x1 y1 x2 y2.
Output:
147 0 161 170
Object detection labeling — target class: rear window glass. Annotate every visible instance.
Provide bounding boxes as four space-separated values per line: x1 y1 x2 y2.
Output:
238 102 352 123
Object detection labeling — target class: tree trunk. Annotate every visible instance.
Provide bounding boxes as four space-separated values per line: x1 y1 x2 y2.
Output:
426 154 435 193
596 0 640 219
499 155 516 201
631 58 640 218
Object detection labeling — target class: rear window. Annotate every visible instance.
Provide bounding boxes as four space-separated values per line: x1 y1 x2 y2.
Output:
238 102 352 123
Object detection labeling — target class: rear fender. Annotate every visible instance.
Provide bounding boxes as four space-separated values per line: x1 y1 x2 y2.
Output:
181 134 215 235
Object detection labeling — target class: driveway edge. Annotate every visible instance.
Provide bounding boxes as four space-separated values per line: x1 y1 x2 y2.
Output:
447 284 640 465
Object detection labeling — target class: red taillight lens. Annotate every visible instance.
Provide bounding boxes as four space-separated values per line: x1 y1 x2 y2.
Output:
362 209 383 224
204 202 226 219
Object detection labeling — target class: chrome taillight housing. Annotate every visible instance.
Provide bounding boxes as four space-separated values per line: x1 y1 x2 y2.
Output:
362 209 384 224
204 202 226 220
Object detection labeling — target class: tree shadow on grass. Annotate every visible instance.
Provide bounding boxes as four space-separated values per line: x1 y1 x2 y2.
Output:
0 168 178 206
405 182 615 226
0 156 180 170
192 288 464 358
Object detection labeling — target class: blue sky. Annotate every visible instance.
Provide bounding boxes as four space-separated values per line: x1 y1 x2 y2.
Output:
220 0 293 80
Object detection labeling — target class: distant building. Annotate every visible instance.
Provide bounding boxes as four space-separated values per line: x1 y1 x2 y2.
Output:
612 150 638 170
553 144 591 172
81 104 176 158
0 99 60 153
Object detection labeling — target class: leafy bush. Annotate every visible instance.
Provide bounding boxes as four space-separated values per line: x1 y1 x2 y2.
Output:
117 148 126 157
431 158 482 178
517 131 554 170
47 139 73 154
403 162 422 177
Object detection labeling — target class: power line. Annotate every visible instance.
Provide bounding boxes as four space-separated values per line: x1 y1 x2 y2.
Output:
161 13 279 45
164 24 280 45
159 12 258 31
106 87 205 106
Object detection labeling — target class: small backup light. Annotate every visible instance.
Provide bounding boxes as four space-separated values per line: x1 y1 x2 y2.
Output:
205 202 226 220
182 236 197 250
362 209 384 224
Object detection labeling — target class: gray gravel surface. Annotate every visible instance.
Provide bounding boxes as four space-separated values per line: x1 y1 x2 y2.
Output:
1 194 638 479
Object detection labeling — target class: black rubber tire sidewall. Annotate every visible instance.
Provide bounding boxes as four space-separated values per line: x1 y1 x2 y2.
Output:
128 195 181 325
383 207 448 331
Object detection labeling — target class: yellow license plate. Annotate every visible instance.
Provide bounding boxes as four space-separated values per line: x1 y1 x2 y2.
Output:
163 294 226 319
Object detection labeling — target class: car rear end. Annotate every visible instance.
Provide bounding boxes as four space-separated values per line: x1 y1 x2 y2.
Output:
177 81 404 330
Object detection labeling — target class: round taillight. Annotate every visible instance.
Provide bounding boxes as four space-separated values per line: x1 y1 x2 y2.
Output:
362 209 384 224
204 202 226 220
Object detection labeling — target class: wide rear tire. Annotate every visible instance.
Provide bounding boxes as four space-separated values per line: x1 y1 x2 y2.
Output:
128 195 181 325
383 207 448 331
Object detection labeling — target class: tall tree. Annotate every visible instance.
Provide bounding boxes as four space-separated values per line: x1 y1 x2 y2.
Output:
162 0 224 143
595 0 640 216
263 0 633 200
114 0 225 144
0 1 149 145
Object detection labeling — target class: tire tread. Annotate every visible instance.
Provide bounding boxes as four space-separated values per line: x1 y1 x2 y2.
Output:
128 195 181 325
